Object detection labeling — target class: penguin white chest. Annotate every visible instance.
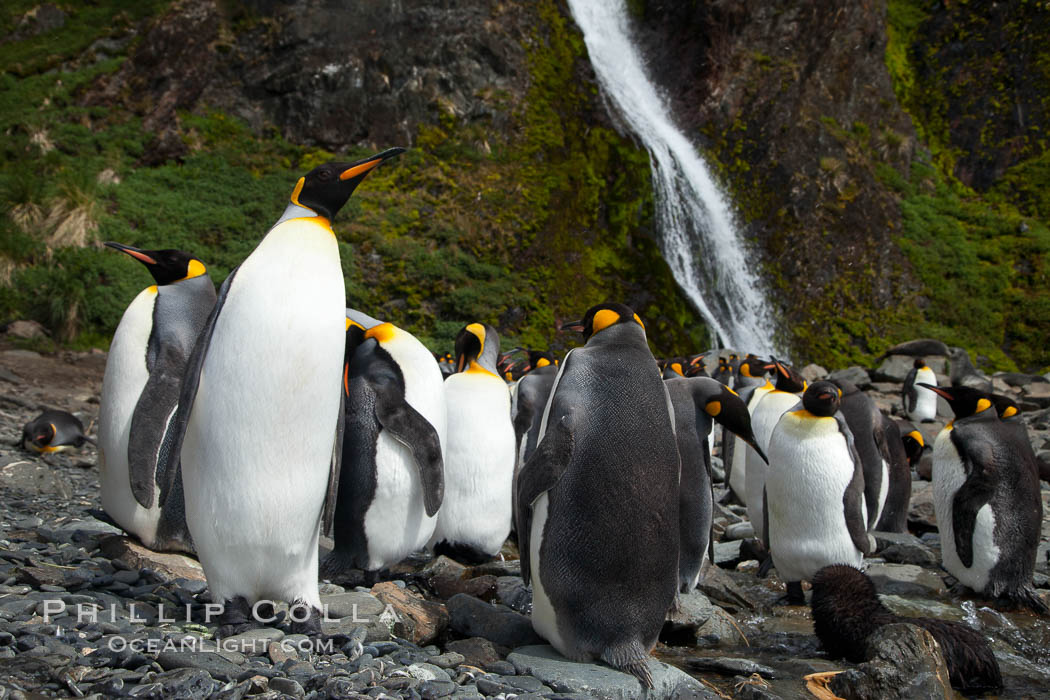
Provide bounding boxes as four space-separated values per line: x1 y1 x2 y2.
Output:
98 286 159 539
528 491 568 656
180 220 345 604
765 414 864 582
932 428 1000 590
432 370 514 555
746 391 799 539
362 334 447 568
910 367 938 421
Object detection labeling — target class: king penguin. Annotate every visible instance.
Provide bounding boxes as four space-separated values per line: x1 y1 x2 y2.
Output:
721 357 773 505
832 379 900 530
512 350 561 469
98 243 215 553
162 149 404 635
666 375 764 592
764 381 871 604
903 358 938 422
22 410 94 454
872 414 912 534
922 384 1047 613
746 358 806 540
515 303 679 687
429 322 515 563
322 308 446 580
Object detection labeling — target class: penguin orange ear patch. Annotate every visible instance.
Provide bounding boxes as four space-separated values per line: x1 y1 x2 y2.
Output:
290 176 306 206
1003 406 1018 418
591 309 620 335
976 398 992 413
633 313 645 330
705 401 721 417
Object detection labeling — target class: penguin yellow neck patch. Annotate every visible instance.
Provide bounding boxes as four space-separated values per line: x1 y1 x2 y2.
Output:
180 259 207 281
671 363 684 376
591 309 620 335
365 323 396 344
290 177 306 206
466 323 486 354
467 359 499 378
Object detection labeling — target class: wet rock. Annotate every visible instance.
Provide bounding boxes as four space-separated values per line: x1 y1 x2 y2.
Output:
0 460 72 498
222 627 284 656
713 541 743 568
445 637 505 667
155 650 244 681
471 560 522 578
871 531 937 567
495 576 531 613
872 356 917 383
907 481 937 530
696 562 757 610
269 676 306 698
446 594 542 648
663 591 717 645
828 623 952 699
98 536 204 582
685 656 775 678
432 573 499 602
723 522 754 541
866 563 946 597
371 581 449 645
153 667 218 697
828 366 872 390
508 644 706 700
320 590 392 642
801 364 827 382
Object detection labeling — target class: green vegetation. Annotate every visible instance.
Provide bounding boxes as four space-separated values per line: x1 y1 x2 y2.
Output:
883 0 1050 371
0 0 707 357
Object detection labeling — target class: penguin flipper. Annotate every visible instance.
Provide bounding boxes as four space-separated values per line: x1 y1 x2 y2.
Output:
127 361 181 509
515 412 575 586
951 449 994 569
158 266 240 506
321 385 345 538
837 413 872 555
903 368 918 413
374 384 444 518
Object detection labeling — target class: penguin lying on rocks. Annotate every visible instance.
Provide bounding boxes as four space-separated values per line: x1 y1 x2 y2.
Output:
811 564 1002 693
22 410 94 453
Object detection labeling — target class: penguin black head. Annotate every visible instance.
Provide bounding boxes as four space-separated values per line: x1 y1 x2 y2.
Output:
802 381 841 417
22 421 56 452
990 393 1021 420
701 381 767 462
896 419 925 465
559 302 644 342
771 357 807 393
685 352 708 377
104 242 207 286
291 148 405 221
527 349 557 371
454 322 500 374
919 384 995 420
913 357 927 369
737 357 773 380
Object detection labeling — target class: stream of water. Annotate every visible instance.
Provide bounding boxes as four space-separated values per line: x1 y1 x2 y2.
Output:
566 0 780 356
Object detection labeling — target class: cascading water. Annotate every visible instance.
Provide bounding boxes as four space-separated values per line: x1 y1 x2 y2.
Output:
566 0 780 355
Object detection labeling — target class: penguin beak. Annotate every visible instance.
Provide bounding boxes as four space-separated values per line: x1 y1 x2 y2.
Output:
338 147 406 181
104 241 157 265
818 392 834 401
919 383 952 399
559 319 585 332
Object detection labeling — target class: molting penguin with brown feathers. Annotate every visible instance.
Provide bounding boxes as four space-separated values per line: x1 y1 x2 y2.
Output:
811 564 1002 693
516 303 679 687
922 383 1047 613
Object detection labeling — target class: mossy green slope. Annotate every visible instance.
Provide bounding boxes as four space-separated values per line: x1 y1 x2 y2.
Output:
0 0 707 357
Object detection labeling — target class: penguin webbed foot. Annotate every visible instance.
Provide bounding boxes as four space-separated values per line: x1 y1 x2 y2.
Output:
216 596 262 638
775 581 806 606
287 600 323 637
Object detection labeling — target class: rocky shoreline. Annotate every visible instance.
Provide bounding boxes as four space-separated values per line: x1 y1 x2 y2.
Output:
0 341 1048 699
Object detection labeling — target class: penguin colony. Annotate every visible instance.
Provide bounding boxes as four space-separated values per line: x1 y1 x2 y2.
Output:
85 155 1039 688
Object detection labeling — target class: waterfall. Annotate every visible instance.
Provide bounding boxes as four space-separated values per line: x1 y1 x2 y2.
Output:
566 0 780 356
